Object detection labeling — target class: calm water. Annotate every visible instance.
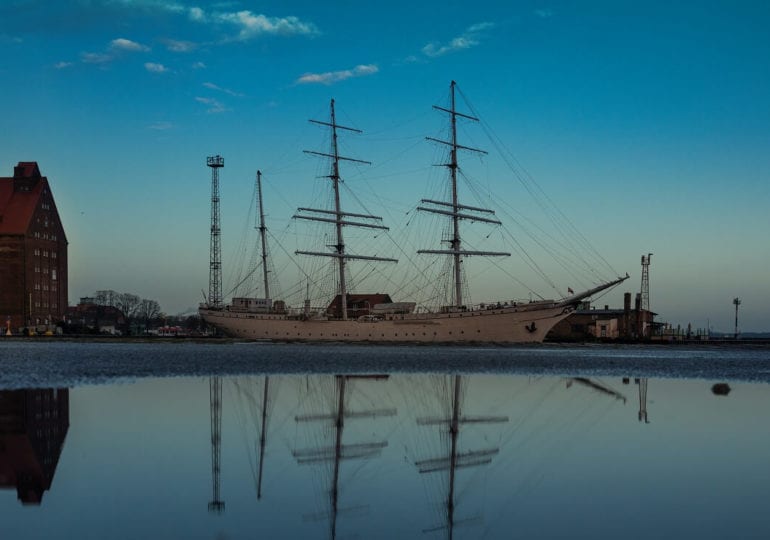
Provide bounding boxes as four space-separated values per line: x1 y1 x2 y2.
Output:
1 342 769 539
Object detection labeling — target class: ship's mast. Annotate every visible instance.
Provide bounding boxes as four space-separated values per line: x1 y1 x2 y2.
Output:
418 81 510 308
294 99 397 320
256 170 270 302
449 85 462 308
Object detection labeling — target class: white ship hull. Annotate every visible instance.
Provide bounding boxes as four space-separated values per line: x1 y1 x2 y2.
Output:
200 302 575 344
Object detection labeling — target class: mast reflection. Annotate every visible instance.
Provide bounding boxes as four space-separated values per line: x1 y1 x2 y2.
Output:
414 375 508 539
293 374 395 540
0 388 69 505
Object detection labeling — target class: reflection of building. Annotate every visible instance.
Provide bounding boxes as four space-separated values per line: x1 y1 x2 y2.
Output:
0 162 69 331
548 292 656 341
0 388 70 505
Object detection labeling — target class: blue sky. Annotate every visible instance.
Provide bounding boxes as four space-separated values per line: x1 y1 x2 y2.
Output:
1 0 769 332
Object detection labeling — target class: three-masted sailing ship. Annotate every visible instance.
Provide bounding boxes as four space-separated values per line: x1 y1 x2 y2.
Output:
199 82 627 343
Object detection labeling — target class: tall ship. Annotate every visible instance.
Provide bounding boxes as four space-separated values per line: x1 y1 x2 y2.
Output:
200 82 627 343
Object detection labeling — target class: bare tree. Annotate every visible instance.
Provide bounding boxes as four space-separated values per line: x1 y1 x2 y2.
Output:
117 293 141 320
94 290 119 307
138 298 161 327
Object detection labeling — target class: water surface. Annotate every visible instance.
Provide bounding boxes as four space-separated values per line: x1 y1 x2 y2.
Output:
1 342 768 539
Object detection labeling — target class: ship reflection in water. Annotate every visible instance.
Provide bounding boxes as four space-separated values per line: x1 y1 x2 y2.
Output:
2 374 769 539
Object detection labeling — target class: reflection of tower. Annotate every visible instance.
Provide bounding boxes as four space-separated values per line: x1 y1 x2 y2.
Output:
416 375 508 538
208 376 225 513
0 389 70 505
207 155 224 309
639 253 652 337
293 375 395 540
636 378 649 424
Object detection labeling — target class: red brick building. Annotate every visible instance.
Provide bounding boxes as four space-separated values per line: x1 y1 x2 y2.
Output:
0 162 68 331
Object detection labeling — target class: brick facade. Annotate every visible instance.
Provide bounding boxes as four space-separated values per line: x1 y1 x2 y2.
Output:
0 163 68 331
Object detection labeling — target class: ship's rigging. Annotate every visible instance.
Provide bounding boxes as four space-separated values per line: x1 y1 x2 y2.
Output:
220 81 627 320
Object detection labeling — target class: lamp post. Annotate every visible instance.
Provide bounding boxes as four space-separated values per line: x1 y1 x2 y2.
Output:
733 297 741 339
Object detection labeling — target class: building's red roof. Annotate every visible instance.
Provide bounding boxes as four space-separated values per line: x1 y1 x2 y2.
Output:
0 162 54 235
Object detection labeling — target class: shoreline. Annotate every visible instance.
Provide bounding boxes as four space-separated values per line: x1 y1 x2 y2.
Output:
2 335 770 347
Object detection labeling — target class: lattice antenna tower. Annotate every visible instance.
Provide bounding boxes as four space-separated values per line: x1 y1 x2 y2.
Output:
640 253 652 312
207 155 224 308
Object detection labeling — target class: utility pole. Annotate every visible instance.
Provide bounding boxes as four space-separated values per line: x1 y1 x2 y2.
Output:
733 297 741 339
207 155 224 308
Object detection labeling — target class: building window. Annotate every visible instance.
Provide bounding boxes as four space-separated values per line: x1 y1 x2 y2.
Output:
35 266 40 273
52 252 57 259
52 269 57 281
43 267 49 274
34 248 40 256
34 283 40 290
43 250 48 257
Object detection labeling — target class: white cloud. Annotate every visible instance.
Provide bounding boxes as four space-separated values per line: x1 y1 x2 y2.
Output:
0 34 23 44
215 10 319 40
203 82 243 97
534 9 553 18
148 121 174 130
192 61 206 69
466 22 495 33
296 64 378 85
189 7 205 21
110 38 150 52
164 39 196 52
145 62 168 73
79 37 151 67
420 22 495 58
54 61 73 69
81 52 112 64
195 96 228 113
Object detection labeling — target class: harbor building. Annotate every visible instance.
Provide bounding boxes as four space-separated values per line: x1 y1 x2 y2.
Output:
0 162 68 332
548 292 656 341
